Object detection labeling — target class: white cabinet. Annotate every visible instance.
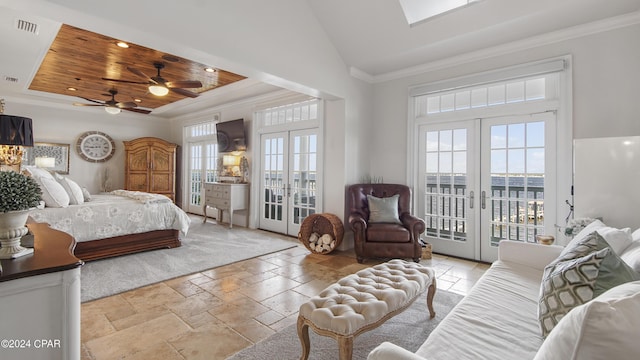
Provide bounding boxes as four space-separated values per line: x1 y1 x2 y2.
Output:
203 183 249 228
0 223 82 360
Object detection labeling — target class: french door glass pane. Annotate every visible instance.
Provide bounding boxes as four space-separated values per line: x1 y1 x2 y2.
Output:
489 121 545 246
263 137 284 221
190 145 202 206
292 134 317 225
424 129 468 242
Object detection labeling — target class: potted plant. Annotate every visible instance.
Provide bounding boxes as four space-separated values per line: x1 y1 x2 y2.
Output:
0 170 42 259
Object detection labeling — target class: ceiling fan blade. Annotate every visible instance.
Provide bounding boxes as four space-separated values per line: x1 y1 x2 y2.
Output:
165 80 203 89
124 107 152 114
127 66 154 82
170 87 199 98
73 101 105 107
78 97 104 104
116 102 138 109
102 77 149 85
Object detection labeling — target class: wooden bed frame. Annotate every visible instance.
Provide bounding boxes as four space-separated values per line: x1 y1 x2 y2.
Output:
73 229 181 262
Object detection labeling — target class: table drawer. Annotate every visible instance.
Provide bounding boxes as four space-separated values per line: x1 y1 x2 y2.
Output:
208 198 230 209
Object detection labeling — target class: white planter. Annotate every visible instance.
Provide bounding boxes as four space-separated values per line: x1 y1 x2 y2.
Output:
0 209 33 259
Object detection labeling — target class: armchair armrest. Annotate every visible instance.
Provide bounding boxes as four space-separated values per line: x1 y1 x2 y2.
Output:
498 240 563 270
349 213 367 231
368 342 427 360
400 213 425 235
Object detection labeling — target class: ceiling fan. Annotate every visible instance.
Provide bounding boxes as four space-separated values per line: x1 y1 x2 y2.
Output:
73 89 151 114
102 62 203 98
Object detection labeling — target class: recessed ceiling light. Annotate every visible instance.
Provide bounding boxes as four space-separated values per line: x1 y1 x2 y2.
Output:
116 41 129 48
133 98 142 103
204 67 215 73
67 87 77 91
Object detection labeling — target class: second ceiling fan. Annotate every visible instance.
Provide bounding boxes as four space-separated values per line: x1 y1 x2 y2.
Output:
103 62 203 98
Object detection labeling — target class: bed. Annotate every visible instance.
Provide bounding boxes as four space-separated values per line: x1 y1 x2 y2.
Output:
29 190 191 261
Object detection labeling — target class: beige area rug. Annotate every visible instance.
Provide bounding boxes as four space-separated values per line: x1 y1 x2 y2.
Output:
81 216 298 302
227 289 463 360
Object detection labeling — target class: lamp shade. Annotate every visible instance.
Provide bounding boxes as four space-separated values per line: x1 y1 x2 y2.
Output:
0 115 34 146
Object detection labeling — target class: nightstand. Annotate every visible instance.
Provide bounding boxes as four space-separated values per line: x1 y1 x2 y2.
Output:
203 182 249 228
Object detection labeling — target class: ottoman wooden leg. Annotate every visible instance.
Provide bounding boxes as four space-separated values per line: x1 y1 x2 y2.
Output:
338 335 354 360
297 316 311 360
426 278 437 318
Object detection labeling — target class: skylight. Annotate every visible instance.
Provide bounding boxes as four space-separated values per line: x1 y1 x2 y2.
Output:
399 0 481 26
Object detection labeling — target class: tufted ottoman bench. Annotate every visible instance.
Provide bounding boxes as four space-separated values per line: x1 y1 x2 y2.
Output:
297 259 436 360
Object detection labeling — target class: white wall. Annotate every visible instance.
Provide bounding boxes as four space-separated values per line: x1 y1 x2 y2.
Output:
370 23 640 181
6 101 171 193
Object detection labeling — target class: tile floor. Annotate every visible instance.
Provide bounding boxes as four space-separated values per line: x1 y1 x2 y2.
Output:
81 219 490 360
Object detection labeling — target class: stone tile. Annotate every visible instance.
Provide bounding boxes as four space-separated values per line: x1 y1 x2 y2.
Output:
291 279 333 297
109 305 170 331
269 313 298 332
254 310 286 326
120 283 185 311
81 313 115 343
261 290 310 317
169 323 251 360
86 313 190 359
120 342 183 360
231 319 276 344
164 277 206 297
238 275 301 301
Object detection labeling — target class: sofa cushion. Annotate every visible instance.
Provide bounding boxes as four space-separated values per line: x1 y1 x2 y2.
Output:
563 219 633 255
367 194 402 224
534 281 640 360
538 232 640 337
415 260 545 359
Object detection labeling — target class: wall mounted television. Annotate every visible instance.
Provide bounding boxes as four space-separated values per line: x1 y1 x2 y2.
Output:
216 119 246 153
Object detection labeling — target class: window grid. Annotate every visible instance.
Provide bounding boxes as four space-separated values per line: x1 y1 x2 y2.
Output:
259 100 319 127
415 76 549 116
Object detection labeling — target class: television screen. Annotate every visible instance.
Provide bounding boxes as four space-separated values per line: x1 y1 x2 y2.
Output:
216 119 246 153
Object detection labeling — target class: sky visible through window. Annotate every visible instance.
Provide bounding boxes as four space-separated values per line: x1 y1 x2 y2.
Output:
399 0 481 26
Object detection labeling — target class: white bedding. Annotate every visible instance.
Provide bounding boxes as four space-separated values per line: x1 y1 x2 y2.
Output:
29 192 191 242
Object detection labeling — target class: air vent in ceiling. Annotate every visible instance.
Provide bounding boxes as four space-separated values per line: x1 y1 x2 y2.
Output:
4 76 19 83
15 19 39 35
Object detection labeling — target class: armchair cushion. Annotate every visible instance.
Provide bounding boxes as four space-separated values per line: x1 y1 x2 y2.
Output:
367 224 410 242
367 194 402 224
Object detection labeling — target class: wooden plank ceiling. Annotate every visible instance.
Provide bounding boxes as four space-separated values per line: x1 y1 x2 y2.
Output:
29 24 246 113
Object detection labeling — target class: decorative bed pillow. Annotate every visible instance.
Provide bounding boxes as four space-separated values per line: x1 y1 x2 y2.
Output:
23 165 55 180
367 194 402 224
538 232 640 337
54 173 84 205
81 187 92 202
38 177 70 208
563 219 632 255
534 281 640 360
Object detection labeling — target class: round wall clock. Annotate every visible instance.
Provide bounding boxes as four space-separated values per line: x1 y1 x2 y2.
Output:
76 131 116 162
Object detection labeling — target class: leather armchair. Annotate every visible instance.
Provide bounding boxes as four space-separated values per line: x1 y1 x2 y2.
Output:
347 184 425 263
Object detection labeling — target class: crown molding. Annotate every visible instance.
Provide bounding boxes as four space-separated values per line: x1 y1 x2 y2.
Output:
354 11 640 84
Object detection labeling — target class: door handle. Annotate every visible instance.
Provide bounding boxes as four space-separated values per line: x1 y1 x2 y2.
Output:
469 191 474 209
481 190 487 210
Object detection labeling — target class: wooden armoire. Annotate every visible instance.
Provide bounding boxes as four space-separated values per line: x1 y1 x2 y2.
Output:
123 137 177 201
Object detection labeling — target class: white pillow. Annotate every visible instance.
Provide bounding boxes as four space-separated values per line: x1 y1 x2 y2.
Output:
621 241 640 273
563 219 633 255
23 165 55 180
595 226 633 255
534 281 640 360
38 177 70 208
633 228 640 242
54 173 84 205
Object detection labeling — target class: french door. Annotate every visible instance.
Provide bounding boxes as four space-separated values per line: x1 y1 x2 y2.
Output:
260 129 321 236
419 112 555 262
186 140 218 214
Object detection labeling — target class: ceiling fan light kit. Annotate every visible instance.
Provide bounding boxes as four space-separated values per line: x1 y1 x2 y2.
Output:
148 84 169 96
104 106 121 115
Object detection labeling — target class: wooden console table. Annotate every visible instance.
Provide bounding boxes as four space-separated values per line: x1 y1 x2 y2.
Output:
0 223 83 360
203 182 249 228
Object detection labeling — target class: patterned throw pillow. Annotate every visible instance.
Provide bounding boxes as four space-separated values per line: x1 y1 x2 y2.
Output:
538 232 640 337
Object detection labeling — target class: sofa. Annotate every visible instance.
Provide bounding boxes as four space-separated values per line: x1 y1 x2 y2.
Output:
368 219 640 360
